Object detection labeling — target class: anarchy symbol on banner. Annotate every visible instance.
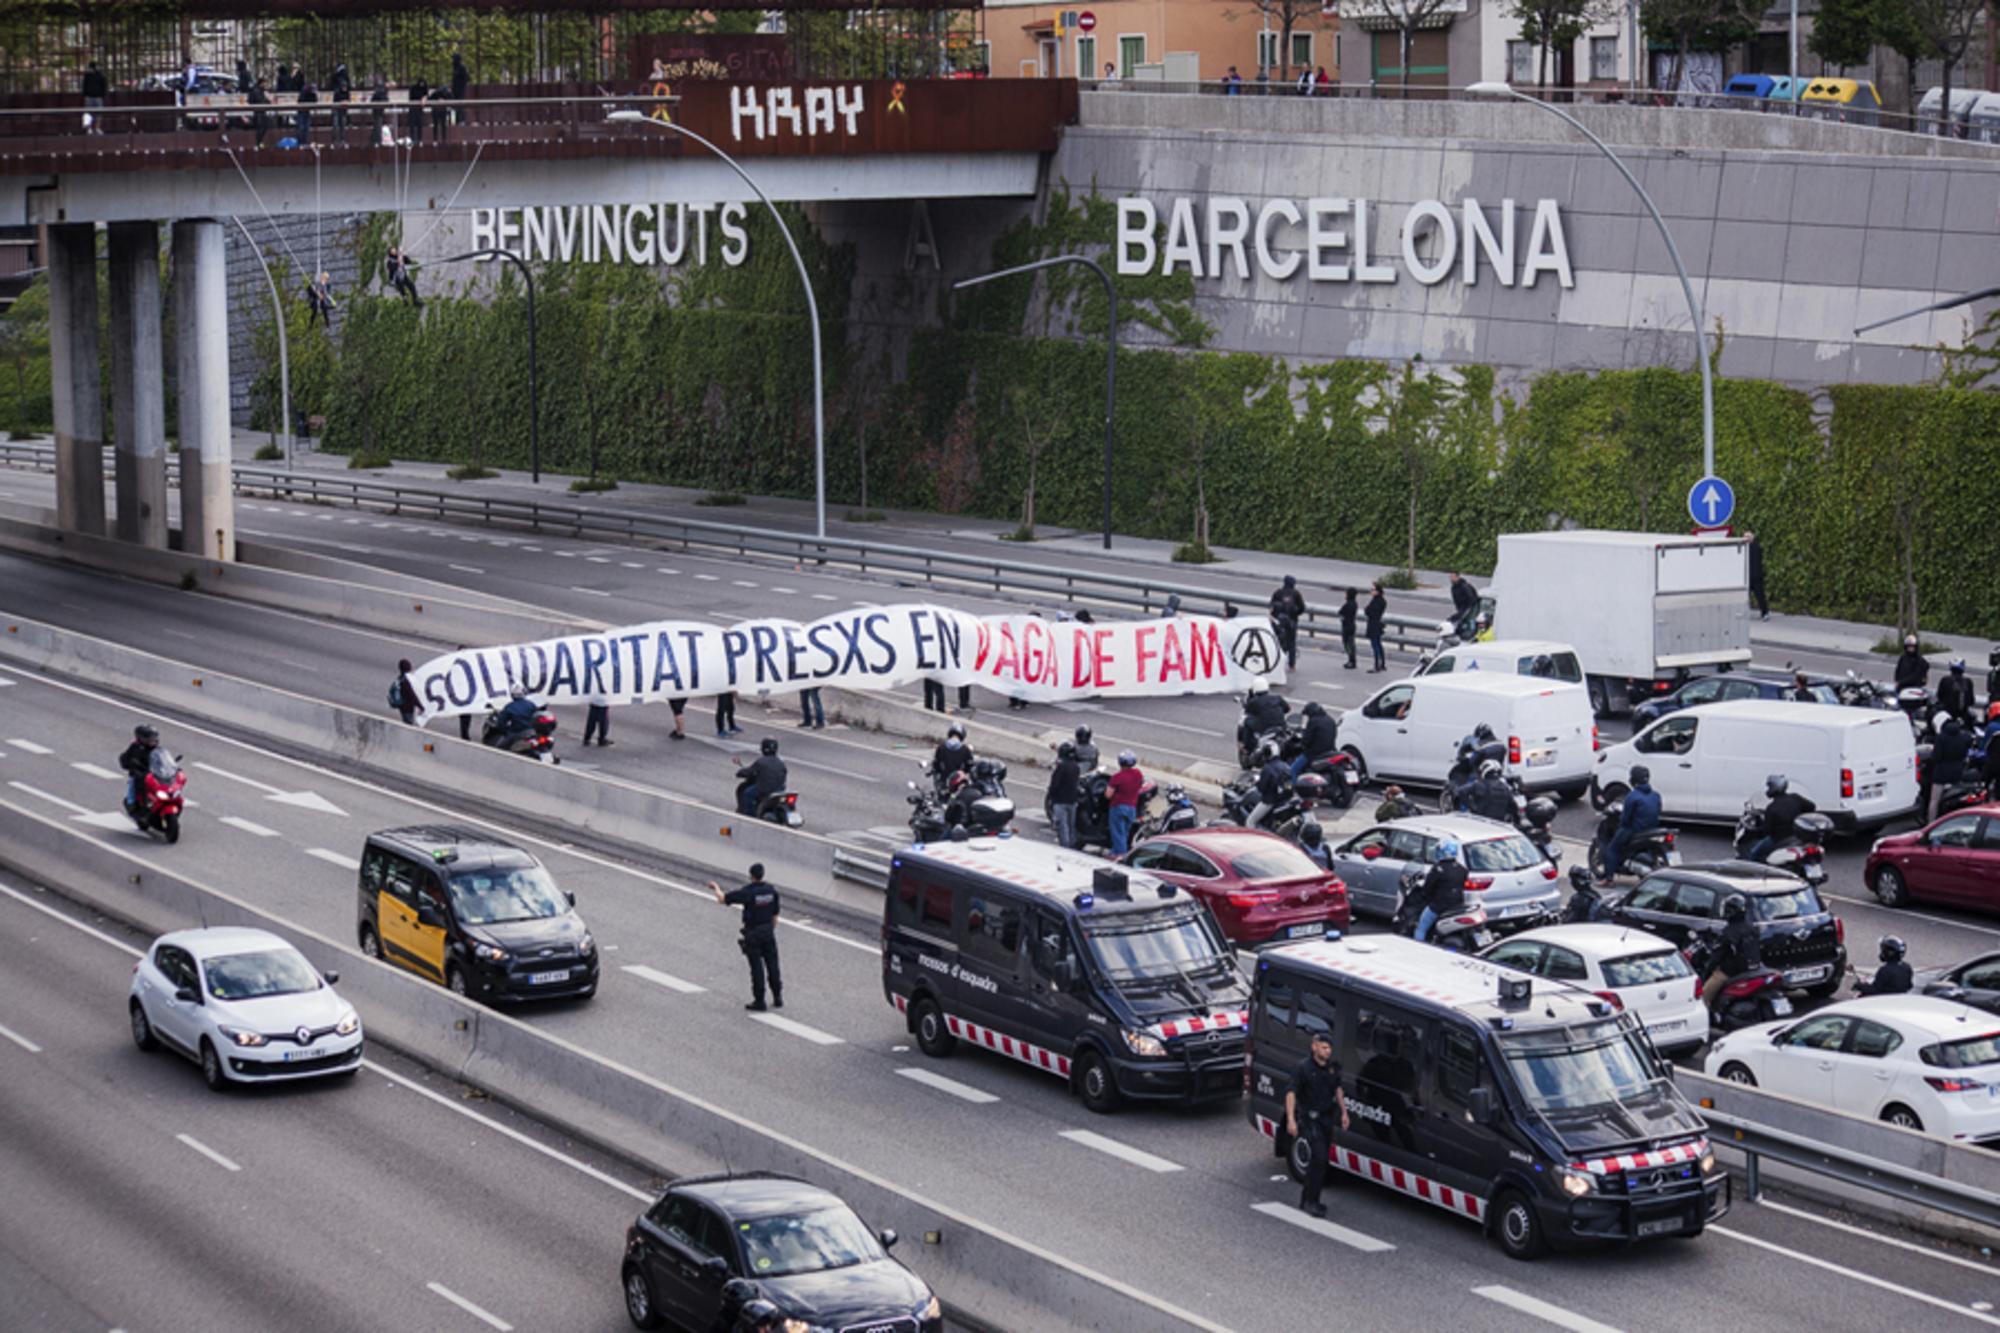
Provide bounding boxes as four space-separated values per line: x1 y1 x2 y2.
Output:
648 80 673 124
1229 625 1279 675
888 80 907 113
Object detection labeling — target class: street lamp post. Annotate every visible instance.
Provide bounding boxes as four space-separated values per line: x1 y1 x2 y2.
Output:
952 256 1118 551
1468 82 1716 480
231 216 291 463
418 248 541 483
606 108 827 541
1854 283 2000 335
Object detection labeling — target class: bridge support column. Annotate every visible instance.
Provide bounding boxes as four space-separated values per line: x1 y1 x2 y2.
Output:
47 223 106 537
172 220 233 560
108 220 169 549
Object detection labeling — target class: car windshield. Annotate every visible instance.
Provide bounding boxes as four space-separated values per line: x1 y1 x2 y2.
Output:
1499 1023 1661 1113
448 865 567 925
1229 843 1323 882
1750 887 1823 922
1081 905 1231 980
1601 951 1692 988
1465 835 1542 873
203 948 319 1000
1923 1034 2000 1070
735 1206 886 1278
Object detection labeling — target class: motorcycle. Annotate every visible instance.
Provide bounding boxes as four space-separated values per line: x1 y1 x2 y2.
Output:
1834 671 1895 710
482 707 559 763
1222 770 1328 833
1237 722 1300 773
1143 784 1200 837
125 760 187 844
1732 802 1832 886
1562 870 1609 924
911 758 1015 839
1298 752 1364 809
1064 770 1156 848
1686 934 1794 1032
1586 801 1680 880
1440 740 1511 814
1520 795 1561 863
1937 778 1997 819
740 785 803 828
1390 865 1495 953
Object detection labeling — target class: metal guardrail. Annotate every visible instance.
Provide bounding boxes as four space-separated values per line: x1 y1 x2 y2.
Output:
831 847 891 893
0 441 1440 655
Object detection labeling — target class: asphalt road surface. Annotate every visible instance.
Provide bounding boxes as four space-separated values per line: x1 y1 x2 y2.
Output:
1 666 1996 1331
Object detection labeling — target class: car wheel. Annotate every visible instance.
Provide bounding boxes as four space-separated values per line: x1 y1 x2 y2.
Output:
1872 866 1911 909
163 813 180 845
622 1264 662 1329
1554 783 1588 803
1074 1048 1121 1114
1719 1062 1757 1087
1339 747 1368 787
912 997 956 1058
1882 1104 1924 1132
1591 781 1628 815
1492 1188 1548 1261
358 924 381 959
446 964 469 998
199 1038 229 1092
129 1000 158 1052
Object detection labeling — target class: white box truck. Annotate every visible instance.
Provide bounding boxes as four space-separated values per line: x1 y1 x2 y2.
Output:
1489 531 1751 716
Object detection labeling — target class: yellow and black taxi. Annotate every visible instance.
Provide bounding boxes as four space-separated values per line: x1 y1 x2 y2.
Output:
356 825 598 1003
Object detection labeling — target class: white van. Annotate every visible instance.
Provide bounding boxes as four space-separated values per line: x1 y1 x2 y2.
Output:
1417 639 1583 685
1594 700 1918 831
1339 673 1597 796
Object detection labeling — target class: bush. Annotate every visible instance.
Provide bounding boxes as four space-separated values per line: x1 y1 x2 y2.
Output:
1172 541 1218 564
446 464 499 481
695 491 747 507
1378 568 1419 591
253 443 283 461
569 477 618 493
844 509 887 523
348 451 393 469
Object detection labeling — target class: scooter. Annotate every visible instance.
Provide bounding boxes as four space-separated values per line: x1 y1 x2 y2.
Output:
1937 778 1996 819
1223 770 1328 832
1298 752 1364 809
125 761 188 844
1520 795 1562 863
1237 722 1300 773
482 707 559 763
1732 802 1831 887
1140 784 1199 837
911 760 1015 839
746 788 803 828
1687 934 1794 1032
1390 865 1496 953
1587 802 1680 880
1440 740 1511 814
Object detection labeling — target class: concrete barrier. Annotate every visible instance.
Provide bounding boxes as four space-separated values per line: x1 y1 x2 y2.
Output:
0 798 1226 1333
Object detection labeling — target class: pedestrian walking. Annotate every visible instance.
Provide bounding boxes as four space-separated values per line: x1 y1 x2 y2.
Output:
1745 531 1768 621
710 865 782 1010
1269 575 1306 670
922 677 946 712
955 685 975 713
247 77 271 145
1286 1030 1349 1218
1365 582 1388 672
798 687 825 729
329 62 351 141
1338 588 1358 669
1223 65 1242 94
668 696 688 740
429 82 450 141
305 271 335 327
715 689 740 735
274 61 294 93
391 657 418 725
1047 742 1082 849
1297 67 1315 96
234 57 252 91
1106 750 1145 854
583 695 614 746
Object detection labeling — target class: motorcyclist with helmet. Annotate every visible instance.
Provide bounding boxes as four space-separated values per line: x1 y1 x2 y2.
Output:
736 737 788 815
1072 725 1101 774
1456 722 1503 772
1413 839 1467 944
1598 765 1662 882
1701 894 1764 1014
494 683 540 741
1562 864 1607 923
1299 820 1331 870
1893 635 1930 692
1246 752 1294 830
1856 936 1914 996
120 723 165 811
931 722 974 791
1292 700 1341 779
1239 676 1290 752
1466 758 1516 823
1745 773 1816 864
1938 658 1977 728
1930 715 1973 814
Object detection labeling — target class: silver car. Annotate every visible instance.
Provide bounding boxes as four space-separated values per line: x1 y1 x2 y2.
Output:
1330 813 1562 934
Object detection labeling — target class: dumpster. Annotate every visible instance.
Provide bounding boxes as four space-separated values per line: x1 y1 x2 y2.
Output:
1801 77 1881 125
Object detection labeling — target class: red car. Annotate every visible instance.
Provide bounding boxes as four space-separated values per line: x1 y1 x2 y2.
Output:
1865 803 2000 912
1123 829 1350 945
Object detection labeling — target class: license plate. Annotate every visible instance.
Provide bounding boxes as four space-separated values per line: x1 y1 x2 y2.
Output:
1652 1019 1685 1033
1528 751 1556 767
785 812 803 827
1285 924 1322 939
1638 1216 1686 1237
529 969 570 985
282 1047 327 1063
1787 965 1831 984
1863 783 1884 799
1664 851 1683 865
1771 996 1794 1015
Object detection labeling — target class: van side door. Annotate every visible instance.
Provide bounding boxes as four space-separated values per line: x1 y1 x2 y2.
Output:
1024 907 1086 1061
959 888 1026 1037
411 868 452 981
1248 967 1305 1125
1428 1022 1502 1203
1632 716 1701 814
373 851 426 975
1350 1001 1428 1168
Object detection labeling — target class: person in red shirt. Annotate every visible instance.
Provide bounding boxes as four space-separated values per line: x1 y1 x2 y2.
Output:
1105 750 1146 854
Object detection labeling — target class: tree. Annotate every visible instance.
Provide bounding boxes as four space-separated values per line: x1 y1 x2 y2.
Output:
1904 0 1988 134
1508 0 1618 88
1640 0 1763 93
1004 384 1063 541
1228 0 1323 80
1365 360 1458 578
1338 0 1462 89
1808 0 1885 67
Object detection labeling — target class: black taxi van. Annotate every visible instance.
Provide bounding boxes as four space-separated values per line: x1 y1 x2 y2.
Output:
1246 935 1727 1258
357 826 598 1003
883 835 1250 1113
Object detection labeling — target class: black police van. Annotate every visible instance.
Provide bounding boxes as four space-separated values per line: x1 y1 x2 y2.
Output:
1246 935 1728 1258
882 836 1250 1113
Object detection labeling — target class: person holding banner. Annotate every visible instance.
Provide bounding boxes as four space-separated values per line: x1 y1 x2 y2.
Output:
716 689 740 736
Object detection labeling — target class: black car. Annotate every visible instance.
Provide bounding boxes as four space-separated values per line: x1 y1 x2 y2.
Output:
356 826 598 1003
622 1172 941 1332
1606 863 1847 998
1629 672 1839 727
1919 951 2000 1015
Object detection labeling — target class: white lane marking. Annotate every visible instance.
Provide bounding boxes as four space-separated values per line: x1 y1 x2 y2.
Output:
586 556 611 564
71 762 124 781
306 847 362 871
1249 1200 1394 1253
7 782 92 816
1059 1129 1183 1174
193 761 283 796
426 1282 513 1332
620 562 643 570
0 1019 44 1053
175 1133 243 1173
0 880 139 955
570 587 612 597
770 587 797 595
694 574 719 581
811 594 837 601
1755 1199 2000 1277
1085 706 1217 737
1712 1226 2000 1327
218 815 282 838
621 964 705 994
5 738 52 755
1302 680 1348 693
1472 1286 1620 1333
785 755 881 783
656 567 678 575
731 580 759 589
0 675 13 686
449 564 484 575
553 550 575 558
1823 892 2000 940
747 1012 844 1046
519 545 541 553
895 1067 999 1104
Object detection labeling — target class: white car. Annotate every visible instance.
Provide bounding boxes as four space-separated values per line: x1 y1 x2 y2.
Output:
129 926 363 1090
1705 996 2000 1143
1481 924 1707 1056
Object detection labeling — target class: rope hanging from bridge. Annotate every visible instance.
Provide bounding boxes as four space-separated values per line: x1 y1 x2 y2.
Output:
222 146 309 278
408 142 485 258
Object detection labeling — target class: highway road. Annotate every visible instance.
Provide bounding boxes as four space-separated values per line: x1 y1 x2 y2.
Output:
1 665 1997 1331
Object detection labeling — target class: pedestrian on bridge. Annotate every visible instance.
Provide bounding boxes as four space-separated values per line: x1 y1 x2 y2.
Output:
247 77 271 145
430 83 451 142
451 51 471 120
294 77 317 142
1365 582 1388 672
80 61 107 130
710 865 782 1011
330 62 351 141
406 77 428 143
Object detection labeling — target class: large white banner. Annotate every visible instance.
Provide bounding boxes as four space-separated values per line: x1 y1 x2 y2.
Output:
408 604 1284 723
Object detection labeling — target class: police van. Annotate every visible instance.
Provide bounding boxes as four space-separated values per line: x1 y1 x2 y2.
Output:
1246 935 1727 1258
882 836 1250 1113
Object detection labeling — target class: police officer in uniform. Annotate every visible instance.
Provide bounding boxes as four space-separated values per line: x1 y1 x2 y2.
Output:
1286 1030 1350 1218
709 864 782 1011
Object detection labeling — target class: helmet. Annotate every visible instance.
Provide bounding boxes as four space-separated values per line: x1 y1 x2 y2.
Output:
1630 765 1651 785
509 684 527 699
1765 773 1789 797
1473 723 1496 742
1250 676 1269 695
1057 741 1076 760
1478 759 1502 779
1988 702 2000 722
947 722 966 741
1435 839 1460 863
1294 772 1330 801
1944 716 1963 734
1879 935 1907 963
1951 657 1967 672
1076 725 1092 744
760 737 778 756
947 771 969 792
134 724 159 743
1721 894 1748 922
1905 634 1919 649
1304 701 1324 717
1300 820 1324 848
1990 646 2000 669
1569 864 1595 892
1117 750 1137 768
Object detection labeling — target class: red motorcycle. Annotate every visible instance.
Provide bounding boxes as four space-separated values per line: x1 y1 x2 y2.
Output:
127 767 188 844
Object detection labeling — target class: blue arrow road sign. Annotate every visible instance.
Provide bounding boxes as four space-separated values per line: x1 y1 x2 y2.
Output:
1688 475 1735 529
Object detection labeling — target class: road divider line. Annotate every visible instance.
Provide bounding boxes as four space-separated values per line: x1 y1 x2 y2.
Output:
1712 1226 2000 1327
218 815 282 838
5 738 52 755
175 1133 242 1173
1755 1198 2000 1276
811 593 836 601
895 1067 999 1104
305 848 361 871
449 564 484 575
1058 1129 1183 1174
586 556 611 564
620 562 643 569
1472 1286 1620 1332
570 587 612 597
7 781 92 816
747 1012 844 1045
0 878 140 955
70 761 123 781
426 1282 513 1332
0 1019 43 1053
622 964 706 994
1249 1200 1394 1252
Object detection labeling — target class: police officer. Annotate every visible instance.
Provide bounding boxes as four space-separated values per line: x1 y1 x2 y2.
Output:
1702 894 1762 1014
1857 936 1913 996
1286 1030 1349 1218
709 865 782 1011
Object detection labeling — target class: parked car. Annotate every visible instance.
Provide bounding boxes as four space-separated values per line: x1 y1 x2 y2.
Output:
1630 672 1840 727
1605 863 1847 998
1706 997 2000 1143
129 926 362 1090
1329 813 1562 933
1865 803 2000 912
1481 923 1708 1056
1919 951 2000 1016
621 1172 941 1332
1123 828 1349 945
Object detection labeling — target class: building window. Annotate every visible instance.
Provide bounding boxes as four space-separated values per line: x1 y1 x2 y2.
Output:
1257 29 1278 74
1119 34 1145 76
1507 40 1536 85
1291 32 1313 71
1590 35 1618 82
1077 35 1095 81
